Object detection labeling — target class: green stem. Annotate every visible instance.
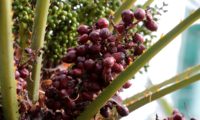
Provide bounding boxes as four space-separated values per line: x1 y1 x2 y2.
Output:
158 98 172 115
123 64 200 105
28 0 50 102
0 0 19 120
142 0 154 8
77 8 200 120
127 73 200 111
108 0 137 30
146 78 173 115
19 23 29 64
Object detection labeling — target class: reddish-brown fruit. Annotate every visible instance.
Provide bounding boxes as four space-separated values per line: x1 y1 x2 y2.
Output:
76 45 86 56
144 20 158 31
115 23 125 34
123 81 132 89
89 30 101 43
97 18 109 28
78 34 89 44
62 50 77 63
113 52 125 63
112 63 124 73
71 68 83 77
121 10 134 25
116 105 129 116
19 68 29 79
99 28 111 39
134 44 145 56
132 33 144 43
134 8 146 20
84 59 95 70
103 56 116 68
77 25 89 35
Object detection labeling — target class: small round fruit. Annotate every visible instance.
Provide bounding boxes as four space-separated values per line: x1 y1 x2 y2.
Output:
121 10 134 25
132 33 144 43
84 59 95 70
97 18 109 28
134 8 146 20
144 20 158 31
78 34 89 44
89 30 100 43
112 63 124 73
123 81 132 89
99 28 111 39
116 105 129 117
77 25 89 35
134 44 145 56
62 50 77 63
115 23 125 34
19 68 29 79
103 56 116 68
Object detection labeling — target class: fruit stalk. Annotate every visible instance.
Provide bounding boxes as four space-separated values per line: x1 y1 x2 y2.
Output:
0 0 20 119
28 0 50 102
77 8 200 120
123 64 200 105
127 73 200 111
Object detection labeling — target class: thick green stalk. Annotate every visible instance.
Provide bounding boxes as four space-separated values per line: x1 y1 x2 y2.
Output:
108 0 137 30
142 0 154 8
123 64 200 105
77 8 200 120
146 79 173 115
19 23 29 64
127 73 200 111
28 0 50 102
0 0 19 120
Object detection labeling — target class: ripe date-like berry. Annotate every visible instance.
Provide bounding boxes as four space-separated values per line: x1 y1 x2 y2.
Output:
97 18 109 28
103 57 116 68
112 63 124 73
77 25 90 35
100 28 111 39
173 113 183 120
15 70 20 79
121 10 134 25
78 34 89 44
89 44 101 54
134 8 146 20
100 107 110 118
62 50 77 63
84 59 95 70
76 45 86 56
115 23 125 34
116 105 129 117
123 81 132 89
132 33 144 43
113 52 125 63
71 68 83 77
134 44 145 56
144 20 158 31
107 35 117 42
19 68 29 79
89 30 101 43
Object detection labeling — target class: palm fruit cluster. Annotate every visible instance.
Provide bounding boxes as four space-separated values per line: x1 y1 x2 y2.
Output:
43 8 158 119
12 0 166 68
12 0 121 67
